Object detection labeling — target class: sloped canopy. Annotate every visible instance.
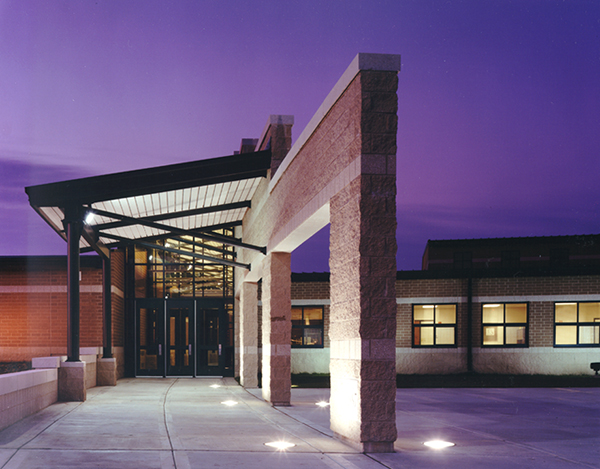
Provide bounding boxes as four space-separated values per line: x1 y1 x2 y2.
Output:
26 150 271 268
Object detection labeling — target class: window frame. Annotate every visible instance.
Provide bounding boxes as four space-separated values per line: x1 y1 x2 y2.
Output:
481 302 528 348
554 301 600 347
412 304 457 348
291 305 324 349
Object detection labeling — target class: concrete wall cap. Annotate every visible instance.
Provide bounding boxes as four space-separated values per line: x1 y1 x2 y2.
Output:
61 361 86 368
32 356 64 369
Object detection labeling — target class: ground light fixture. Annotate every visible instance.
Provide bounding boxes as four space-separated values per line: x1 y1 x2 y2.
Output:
265 441 296 450
315 401 330 407
424 440 455 449
209 384 221 388
221 400 238 406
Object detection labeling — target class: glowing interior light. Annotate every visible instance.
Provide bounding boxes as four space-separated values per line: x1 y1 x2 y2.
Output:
424 440 455 449
84 212 95 224
265 441 295 450
209 384 221 388
483 304 501 308
221 400 238 406
315 401 330 407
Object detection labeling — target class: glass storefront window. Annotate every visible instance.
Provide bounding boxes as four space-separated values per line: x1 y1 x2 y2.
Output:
132 232 235 299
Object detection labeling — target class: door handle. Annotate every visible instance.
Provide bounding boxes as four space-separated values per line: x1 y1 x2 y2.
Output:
158 344 162 356
218 344 222 356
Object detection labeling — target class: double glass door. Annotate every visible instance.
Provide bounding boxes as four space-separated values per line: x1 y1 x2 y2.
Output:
136 298 229 377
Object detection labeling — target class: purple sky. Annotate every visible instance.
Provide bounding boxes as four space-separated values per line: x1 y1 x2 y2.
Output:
1 1 599 272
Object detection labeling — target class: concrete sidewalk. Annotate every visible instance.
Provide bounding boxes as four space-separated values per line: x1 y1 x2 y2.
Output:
0 378 598 468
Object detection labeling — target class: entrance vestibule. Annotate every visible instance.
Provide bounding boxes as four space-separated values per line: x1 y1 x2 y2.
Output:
136 298 232 377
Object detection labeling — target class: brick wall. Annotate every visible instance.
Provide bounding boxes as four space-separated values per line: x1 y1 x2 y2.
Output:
0 255 122 362
111 251 125 347
280 273 600 350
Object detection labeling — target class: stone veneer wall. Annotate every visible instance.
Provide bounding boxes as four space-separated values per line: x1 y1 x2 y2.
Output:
0 369 58 432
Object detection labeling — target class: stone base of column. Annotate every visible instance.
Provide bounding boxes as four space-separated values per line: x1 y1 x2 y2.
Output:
58 361 86 402
97 358 117 386
363 441 395 453
333 432 395 454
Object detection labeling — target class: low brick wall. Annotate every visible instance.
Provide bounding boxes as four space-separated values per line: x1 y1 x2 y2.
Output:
0 369 58 431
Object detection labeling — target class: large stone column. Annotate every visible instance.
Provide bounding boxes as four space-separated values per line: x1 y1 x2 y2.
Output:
329 69 398 453
239 281 259 388
261 252 291 406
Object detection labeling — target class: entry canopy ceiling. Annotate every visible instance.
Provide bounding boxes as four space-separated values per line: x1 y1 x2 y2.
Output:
26 151 271 262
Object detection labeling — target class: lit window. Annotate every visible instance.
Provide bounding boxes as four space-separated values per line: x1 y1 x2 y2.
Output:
292 306 324 348
413 305 456 347
555 302 600 346
482 303 527 347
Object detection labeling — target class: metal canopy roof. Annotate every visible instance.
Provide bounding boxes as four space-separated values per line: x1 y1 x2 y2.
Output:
26 150 271 264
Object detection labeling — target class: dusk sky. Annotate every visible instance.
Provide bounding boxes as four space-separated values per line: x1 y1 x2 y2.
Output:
1 1 599 272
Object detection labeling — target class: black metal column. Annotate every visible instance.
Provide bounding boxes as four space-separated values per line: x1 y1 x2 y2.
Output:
467 275 473 373
102 252 113 359
64 207 83 362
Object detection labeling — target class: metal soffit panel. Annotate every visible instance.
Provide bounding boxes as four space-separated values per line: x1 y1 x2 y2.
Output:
25 151 270 258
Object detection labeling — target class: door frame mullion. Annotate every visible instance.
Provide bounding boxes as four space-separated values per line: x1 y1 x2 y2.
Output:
193 300 197 378
162 299 167 378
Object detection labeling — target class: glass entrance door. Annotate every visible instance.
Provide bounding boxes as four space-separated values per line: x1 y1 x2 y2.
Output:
136 299 231 377
166 300 194 376
196 307 223 376
136 299 164 377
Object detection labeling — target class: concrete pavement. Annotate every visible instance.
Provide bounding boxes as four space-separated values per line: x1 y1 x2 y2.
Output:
0 378 598 468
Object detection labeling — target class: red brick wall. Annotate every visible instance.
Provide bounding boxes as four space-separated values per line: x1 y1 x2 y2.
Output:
111 250 125 347
0 255 122 361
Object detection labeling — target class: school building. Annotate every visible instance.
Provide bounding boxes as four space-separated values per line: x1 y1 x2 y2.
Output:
1 53 598 452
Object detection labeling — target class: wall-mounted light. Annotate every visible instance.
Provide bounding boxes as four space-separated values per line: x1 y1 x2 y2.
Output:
84 212 95 224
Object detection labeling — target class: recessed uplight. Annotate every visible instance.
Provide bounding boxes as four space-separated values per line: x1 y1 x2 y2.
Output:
221 400 238 406
265 441 295 450
209 384 221 388
316 401 330 408
424 440 455 449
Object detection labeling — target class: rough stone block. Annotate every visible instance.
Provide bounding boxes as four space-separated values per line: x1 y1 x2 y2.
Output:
58 362 86 402
97 358 117 386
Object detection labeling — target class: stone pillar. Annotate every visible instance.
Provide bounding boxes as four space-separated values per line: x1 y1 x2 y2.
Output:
261 252 292 406
329 69 398 453
239 281 259 388
97 358 117 386
58 361 86 401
